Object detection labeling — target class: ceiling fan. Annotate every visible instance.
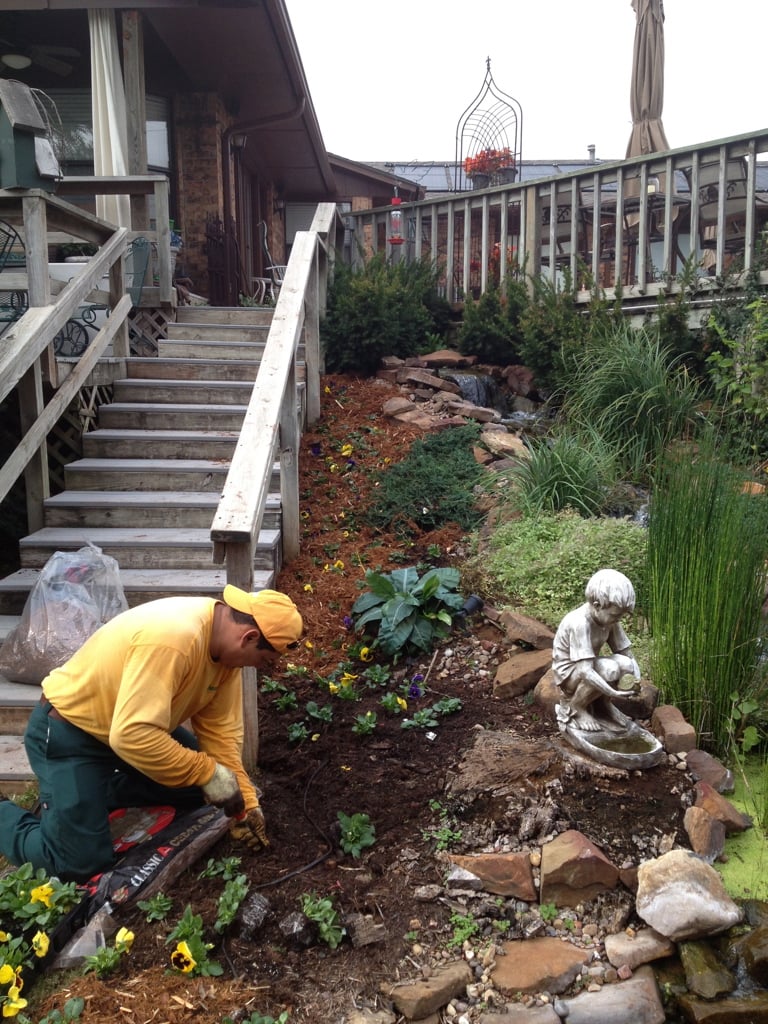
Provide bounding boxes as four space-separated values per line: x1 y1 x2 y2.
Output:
0 41 80 76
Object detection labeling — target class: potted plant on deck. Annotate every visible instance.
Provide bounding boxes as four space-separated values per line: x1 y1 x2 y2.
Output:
463 147 516 188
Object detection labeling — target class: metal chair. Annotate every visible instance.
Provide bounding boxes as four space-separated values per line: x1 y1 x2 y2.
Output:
258 220 287 301
0 219 28 333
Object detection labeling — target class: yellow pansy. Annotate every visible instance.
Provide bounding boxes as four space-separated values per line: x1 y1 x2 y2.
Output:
115 927 134 953
303 583 314 593
0 965 14 985
396 696 407 711
311 733 320 742
340 672 358 685
29 884 53 908
170 941 196 974
359 647 373 662
340 443 353 456
0 931 10 944
2 984 27 1016
328 682 339 695
31 931 49 958
333 559 345 570
304 639 314 650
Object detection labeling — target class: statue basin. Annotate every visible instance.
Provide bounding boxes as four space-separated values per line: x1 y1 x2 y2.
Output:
555 706 664 771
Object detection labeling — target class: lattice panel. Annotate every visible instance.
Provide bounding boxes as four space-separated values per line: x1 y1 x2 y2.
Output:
129 308 170 356
47 384 113 493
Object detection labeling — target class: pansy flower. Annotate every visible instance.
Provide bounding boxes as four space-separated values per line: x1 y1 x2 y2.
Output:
2 984 27 1017
115 927 134 953
30 884 53 908
170 941 196 974
31 931 49 958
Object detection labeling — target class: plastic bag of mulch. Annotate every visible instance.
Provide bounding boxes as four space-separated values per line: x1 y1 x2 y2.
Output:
0 542 128 685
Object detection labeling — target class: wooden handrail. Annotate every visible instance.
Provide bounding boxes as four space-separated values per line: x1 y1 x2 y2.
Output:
209 201 343 767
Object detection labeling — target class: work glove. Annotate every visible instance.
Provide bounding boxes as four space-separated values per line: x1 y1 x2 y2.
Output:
202 763 245 818
229 805 269 849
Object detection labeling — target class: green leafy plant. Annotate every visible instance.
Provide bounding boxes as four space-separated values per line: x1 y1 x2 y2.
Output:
82 927 134 978
31 997 86 1024
287 721 310 743
351 566 465 659
299 892 345 949
0 864 78 933
336 812 376 858
380 691 407 714
214 874 250 934
361 663 391 688
401 708 439 730
423 822 463 851
305 700 334 723
274 690 298 712
137 892 173 922
166 905 222 977
198 856 242 881
447 912 479 948
431 697 462 716
539 902 558 922
351 710 377 736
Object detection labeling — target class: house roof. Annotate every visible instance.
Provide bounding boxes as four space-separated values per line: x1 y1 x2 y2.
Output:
327 153 425 202
0 0 336 200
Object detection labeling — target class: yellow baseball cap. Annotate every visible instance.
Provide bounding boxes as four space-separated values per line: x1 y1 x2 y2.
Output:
222 585 303 653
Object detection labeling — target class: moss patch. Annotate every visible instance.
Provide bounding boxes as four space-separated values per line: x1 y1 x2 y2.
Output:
715 758 768 901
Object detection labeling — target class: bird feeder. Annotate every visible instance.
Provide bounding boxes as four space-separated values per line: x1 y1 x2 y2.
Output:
0 79 60 191
389 196 404 246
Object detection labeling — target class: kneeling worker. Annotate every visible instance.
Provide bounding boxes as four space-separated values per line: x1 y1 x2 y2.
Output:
0 586 302 882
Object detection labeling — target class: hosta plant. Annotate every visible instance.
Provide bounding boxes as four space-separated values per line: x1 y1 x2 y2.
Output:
351 567 464 659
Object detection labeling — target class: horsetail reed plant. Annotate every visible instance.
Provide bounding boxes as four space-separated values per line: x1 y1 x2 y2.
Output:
645 449 768 758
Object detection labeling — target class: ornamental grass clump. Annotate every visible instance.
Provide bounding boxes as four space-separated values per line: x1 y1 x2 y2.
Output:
645 449 768 759
561 322 702 482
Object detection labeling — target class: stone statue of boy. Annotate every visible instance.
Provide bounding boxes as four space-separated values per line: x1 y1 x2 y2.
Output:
552 568 641 732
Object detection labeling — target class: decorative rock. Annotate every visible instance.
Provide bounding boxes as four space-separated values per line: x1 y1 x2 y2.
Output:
539 829 619 908
445 866 486 891
694 781 753 833
278 910 315 949
420 349 477 369
237 892 271 939
560 965 665 1024
493 649 553 699
676 991 768 1021
381 395 416 418
678 939 736 999
480 427 528 458
447 852 537 901
635 849 742 941
533 668 561 711
490 937 591 995
478 1006 559 1024
611 680 659 721
498 610 555 651
685 749 735 793
346 1010 396 1024
345 912 388 948
397 366 462 394
739 925 768 986
604 927 676 970
380 961 473 1020
650 704 697 753
683 805 727 862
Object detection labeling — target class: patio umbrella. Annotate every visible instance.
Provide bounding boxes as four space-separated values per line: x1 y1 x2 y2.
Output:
626 0 670 158
88 8 131 227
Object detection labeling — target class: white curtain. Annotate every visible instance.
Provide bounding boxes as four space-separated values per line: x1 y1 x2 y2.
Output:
88 8 131 228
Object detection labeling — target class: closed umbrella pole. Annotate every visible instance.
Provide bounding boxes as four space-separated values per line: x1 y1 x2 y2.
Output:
626 0 670 158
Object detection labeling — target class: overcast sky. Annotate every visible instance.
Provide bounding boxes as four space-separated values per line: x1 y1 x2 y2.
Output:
286 0 765 165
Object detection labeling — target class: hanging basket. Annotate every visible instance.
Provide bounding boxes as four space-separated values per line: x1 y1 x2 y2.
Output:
496 166 516 184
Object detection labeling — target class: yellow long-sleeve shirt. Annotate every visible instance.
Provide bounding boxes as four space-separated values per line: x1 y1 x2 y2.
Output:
41 596 258 811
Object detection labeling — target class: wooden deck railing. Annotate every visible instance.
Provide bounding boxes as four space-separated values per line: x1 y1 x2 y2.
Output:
345 129 768 312
0 177 173 533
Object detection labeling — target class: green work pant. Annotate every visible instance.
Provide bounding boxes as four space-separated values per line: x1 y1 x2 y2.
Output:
0 701 204 882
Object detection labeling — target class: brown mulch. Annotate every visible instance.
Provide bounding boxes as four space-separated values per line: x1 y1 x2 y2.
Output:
26 374 688 1024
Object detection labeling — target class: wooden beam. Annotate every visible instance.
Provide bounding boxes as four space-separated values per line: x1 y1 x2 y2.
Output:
122 10 149 232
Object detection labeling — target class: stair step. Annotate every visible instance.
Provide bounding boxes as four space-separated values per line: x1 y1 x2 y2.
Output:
112 379 258 405
42 490 282 530
165 322 271 342
125 357 261 381
0 567 275 614
19 526 282 572
64 458 280 492
0 735 35 791
98 402 248 430
82 429 242 460
157 339 304 361
175 306 275 326
0 678 41 748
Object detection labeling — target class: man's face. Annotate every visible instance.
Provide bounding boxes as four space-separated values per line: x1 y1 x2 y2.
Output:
218 627 282 670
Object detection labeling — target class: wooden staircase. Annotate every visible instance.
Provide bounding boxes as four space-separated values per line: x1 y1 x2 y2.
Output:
0 304 302 793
